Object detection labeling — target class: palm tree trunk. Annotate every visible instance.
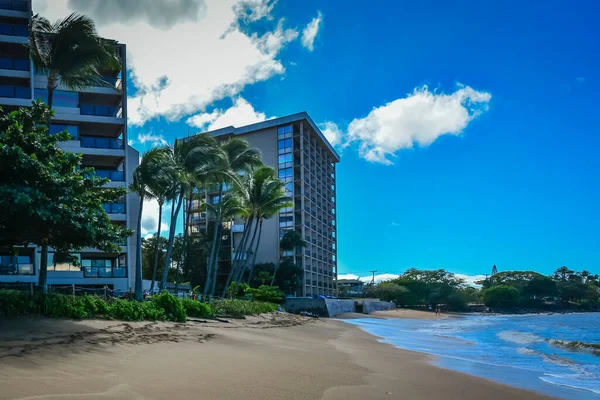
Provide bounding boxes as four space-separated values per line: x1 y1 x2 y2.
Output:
181 188 194 283
149 200 163 294
160 189 184 290
204 185 223 295
135 195 144 301
209 222 222 296
221 217 252 297
237 218 259 282
38 239 49 295
270 263 278 287
247 219 263 285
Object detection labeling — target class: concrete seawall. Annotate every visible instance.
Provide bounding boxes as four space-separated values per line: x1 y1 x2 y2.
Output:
284 298 395 317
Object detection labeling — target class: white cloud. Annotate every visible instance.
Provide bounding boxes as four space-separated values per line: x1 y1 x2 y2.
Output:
319 121 342 147
455 274 486 287
338 273 400 284
34 0 301 126
137 132 168 146
187 97 273 131
301 11 322 51
347 84 491 164
127 139 135 146
141 199 170 235
576 76 586 83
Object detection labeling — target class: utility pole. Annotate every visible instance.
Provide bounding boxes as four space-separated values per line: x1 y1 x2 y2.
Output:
370 270 377 285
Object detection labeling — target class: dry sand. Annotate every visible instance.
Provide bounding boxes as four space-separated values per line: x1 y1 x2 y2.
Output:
0 313 553 400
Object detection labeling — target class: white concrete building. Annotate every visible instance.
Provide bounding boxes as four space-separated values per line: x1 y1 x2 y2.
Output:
0 0 140 292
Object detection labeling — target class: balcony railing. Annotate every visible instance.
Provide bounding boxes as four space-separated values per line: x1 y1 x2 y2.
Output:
81 136 124 149
94 169 125 181
0 85 29 98
102 203 125 214
80 104 123 117
0 57 29 71
0 0 28 11
0 23 27 37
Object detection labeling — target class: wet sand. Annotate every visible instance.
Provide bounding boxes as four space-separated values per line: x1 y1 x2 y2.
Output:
0 313 553 399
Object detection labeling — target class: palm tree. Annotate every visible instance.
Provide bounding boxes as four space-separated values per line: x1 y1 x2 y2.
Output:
272 230 305 286
130 148 166 301
144 150 175 294
28 13 121 112
158 134 224 291
204 139 261 295
221 166 292 296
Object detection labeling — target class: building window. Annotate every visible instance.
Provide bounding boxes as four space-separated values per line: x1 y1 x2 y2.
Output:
0 253 34 275
34 89 78 108
278 168 293 180
81 257 126 278
278 138 292 154
279 214 293 227
48 252 81 271
277 125 293 139
278 153 293 168
49 124 79 139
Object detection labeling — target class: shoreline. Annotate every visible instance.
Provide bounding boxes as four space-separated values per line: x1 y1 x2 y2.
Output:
0 312 556 400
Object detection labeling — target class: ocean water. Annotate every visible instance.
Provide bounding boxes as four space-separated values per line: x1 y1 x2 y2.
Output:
341 313 600 399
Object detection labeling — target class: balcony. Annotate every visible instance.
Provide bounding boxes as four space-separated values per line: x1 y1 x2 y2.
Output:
81 136 124 150
0 84 29 98
80 104 122 118
0 57 28 71
94 169 125 182
0 0 28 11
0 23 27 37
102 202 125 214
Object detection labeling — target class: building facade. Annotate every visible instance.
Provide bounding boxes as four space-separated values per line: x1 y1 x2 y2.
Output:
0 0 140 292
337 279 365 297
187 113 339 297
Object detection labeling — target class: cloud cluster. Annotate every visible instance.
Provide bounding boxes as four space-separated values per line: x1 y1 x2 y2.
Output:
187 97 273 131
347 85 491 164
68 0 207 30
140 199 169 236
137 132 168 147
301 11 322 51
319 121 342 147
34 0 304 127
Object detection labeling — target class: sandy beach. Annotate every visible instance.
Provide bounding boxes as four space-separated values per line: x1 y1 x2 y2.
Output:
0 312 553 400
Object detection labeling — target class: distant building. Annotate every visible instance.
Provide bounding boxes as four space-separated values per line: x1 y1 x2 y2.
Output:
185 113 340 297
337 279 365 296
0 0 139 292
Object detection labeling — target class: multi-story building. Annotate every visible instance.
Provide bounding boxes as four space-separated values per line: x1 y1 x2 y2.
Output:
186 113 340 297
0 0 140 292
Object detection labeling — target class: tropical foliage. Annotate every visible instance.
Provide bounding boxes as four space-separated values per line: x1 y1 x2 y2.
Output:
0 103 130 293
133 134 294 300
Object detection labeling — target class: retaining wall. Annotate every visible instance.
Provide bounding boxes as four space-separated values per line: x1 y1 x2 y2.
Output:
363 300 395 314
284 298 356 317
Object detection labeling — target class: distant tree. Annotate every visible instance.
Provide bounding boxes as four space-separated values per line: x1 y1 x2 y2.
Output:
482 285 520 308
390 268 464 306
0 103 130 294
374 282 409 303
553 266 575 282
522 276 558 299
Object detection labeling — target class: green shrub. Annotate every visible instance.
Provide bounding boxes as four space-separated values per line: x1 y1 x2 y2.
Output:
211 299 278 317
151 291 186 322
0 290 37 316
483 285 520 308
227 282 250 298
110 298 166 321
181 298 214 318
246 285 285 304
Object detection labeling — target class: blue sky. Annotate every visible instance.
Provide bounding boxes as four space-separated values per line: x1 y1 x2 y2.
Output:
38 0 600 281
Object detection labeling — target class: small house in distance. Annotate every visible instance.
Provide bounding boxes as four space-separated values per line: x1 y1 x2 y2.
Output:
337 279 365 296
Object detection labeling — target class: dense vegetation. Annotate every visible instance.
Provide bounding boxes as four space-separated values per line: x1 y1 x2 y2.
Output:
0 290 277 321
368 267 599 312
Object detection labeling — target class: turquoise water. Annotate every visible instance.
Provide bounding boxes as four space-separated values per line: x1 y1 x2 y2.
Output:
342 313 600 399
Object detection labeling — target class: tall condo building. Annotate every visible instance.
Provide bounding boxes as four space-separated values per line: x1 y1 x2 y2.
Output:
0 0 140 292
186 113 340 297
